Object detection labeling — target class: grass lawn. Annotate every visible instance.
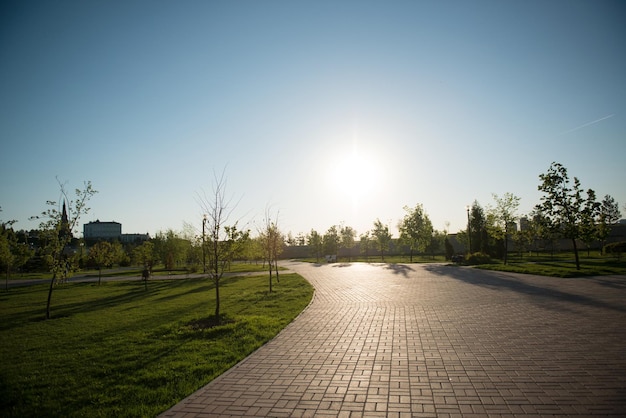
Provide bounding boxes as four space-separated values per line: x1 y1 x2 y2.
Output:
476 258 626 277
0 273 313 417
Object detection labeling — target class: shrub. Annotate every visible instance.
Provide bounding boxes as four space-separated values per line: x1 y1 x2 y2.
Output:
466 252 492 265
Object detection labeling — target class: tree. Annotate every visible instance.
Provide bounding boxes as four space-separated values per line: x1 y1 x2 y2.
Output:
371 219 392 261
339 225 356 261
535 162 599 270
153 229 190 271
597 195 621 253
88 241 115 285
468 201 488 254
323 225 340 260
0 232 12 290
488 193 520 265
260 209 283 292
31 180 97 319
444 235 454 260
359 231 371 261
308 229 323 262
398 204 433 262
197 169 246 322
428 230 446 259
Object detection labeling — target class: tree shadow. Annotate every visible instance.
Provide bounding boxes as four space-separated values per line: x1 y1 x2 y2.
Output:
332 263 352 268
423 264 626 313
382 263 415 278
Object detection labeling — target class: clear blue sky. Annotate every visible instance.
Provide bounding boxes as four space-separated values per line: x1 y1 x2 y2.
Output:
1 0 625 239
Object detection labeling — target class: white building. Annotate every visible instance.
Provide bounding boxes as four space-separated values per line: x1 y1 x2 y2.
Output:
83 220 122 241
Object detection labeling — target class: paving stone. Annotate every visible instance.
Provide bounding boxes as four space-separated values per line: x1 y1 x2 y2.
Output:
160 263 626 417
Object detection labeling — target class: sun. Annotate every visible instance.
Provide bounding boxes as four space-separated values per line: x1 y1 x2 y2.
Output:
328 149 379 202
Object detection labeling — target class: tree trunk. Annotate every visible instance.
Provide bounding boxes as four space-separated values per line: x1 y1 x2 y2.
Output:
503 231 508 265
214 279 220 321
268 260 273 292
46 273 55 320
572 238 580 270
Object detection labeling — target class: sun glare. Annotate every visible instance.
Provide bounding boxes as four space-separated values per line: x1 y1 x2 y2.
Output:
328 149 379 203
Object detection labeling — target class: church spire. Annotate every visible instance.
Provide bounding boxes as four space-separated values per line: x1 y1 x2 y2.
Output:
59 201 72 241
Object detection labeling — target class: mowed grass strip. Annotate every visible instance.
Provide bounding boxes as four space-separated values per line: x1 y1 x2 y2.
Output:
0 273 313 417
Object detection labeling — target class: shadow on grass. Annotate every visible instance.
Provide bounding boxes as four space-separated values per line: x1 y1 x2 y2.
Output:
424 264 626 313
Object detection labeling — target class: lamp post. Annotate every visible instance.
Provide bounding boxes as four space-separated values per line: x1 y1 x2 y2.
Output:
466 205 472 254
202 214 207 273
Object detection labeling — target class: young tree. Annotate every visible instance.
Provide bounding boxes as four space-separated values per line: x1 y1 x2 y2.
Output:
597 195 621 253
359 231 371 262
31 180 97 319
308 229 323 262
398 204 433 262
339 225 356 261
468 201 488 254
260 209 283 292
371 219 392 261
488 193 520 265
428 230 446 259
535 162 599 270
88 241 115 285
197 170 246 322
323 225 340 260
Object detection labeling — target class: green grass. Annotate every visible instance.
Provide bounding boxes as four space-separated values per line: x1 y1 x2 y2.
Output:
475 253 626 277
0 273 313 417
5 262 279 281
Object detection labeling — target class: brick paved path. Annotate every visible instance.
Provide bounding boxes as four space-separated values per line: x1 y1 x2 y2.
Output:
160 262 626 417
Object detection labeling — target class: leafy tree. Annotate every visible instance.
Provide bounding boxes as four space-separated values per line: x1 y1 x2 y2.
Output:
468 201 489 254
31 180 97 319
323 225 340 260
597 195 621 253
428 230 446 259
132 241 157 269
359 231 371 261
444 235 454 260
88 241 115 285
512 216 534 259
371 219 392 261
0 210 28 290
398 204 433 262
535 162 599 270
488 193 520 265
308 229 323 262
0 232 12 290
153 229 190 271
339 225 356 261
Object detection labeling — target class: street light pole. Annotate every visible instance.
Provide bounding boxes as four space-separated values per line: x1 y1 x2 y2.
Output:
466 205 472 254
202 214 207 273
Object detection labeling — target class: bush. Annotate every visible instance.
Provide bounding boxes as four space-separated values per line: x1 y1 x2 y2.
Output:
466 252 492 265
604 241 626 259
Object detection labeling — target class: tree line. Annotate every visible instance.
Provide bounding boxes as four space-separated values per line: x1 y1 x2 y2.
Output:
1 162 623 319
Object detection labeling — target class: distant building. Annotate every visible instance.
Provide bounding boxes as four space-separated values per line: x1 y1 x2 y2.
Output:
120 233 151 243
84 220 122 241
83 220 150 244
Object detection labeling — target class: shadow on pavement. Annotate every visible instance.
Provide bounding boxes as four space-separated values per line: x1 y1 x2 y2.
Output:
424 264 626 313
382 263 415 278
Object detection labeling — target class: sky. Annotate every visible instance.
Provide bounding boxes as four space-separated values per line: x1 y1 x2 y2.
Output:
1 0 625 240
